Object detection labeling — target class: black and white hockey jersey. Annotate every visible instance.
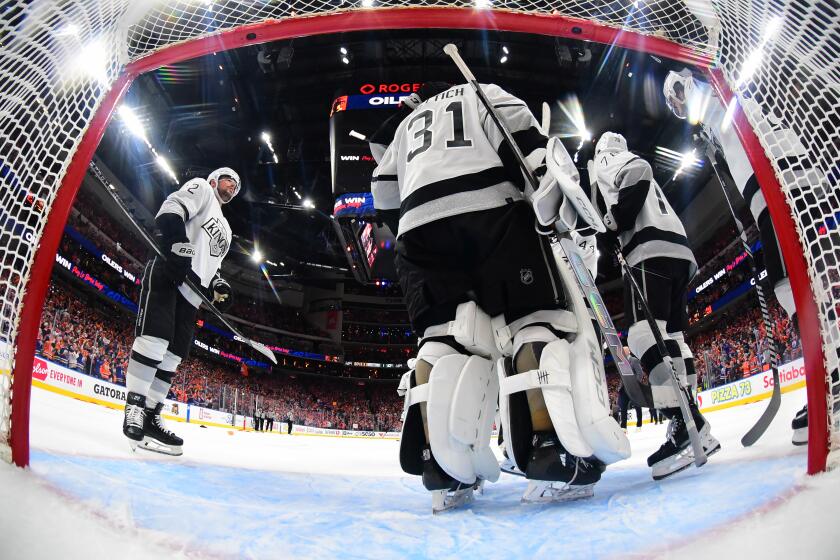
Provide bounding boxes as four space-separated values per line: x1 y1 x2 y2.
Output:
371 83 546 236
595 149 697 276
698 80 816 225
157 178 232 307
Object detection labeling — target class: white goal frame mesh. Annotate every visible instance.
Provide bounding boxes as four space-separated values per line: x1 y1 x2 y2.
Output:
0 0 837 472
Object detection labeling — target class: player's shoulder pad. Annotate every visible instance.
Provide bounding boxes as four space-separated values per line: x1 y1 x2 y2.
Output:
181 177 212 193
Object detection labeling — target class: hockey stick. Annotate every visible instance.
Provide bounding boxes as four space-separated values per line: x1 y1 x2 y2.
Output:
88 161 277 364
700 138 781 446
443 43 705 467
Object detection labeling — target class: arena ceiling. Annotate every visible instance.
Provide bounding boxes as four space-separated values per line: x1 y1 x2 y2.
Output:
92 28 721 289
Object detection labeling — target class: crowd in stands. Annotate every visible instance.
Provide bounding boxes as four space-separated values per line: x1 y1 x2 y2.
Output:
689 298 801 389
70 189 149 262
38 277 406 431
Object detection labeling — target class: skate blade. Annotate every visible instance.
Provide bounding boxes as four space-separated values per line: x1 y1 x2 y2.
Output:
431 487 475 514
127 439 140 452
137 438 183 457
792 427 808 446
521 481 595 504
500 459 525 478
651 445 694 481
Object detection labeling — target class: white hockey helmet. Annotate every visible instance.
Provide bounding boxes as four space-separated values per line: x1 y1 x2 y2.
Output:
207 167 241 203
663 69 696 119
595 131 627 156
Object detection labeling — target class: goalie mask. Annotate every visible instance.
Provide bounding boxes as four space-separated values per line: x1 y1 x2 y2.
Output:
594 131 628 157
208 167 241 204
663 70 696 120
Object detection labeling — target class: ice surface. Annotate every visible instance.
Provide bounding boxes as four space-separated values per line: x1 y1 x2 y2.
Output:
1 385 838 559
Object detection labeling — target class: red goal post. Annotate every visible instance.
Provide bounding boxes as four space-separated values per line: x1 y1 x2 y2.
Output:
1 1 836 473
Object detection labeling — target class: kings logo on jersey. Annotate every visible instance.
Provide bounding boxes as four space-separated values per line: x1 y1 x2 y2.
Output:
201 217 230 258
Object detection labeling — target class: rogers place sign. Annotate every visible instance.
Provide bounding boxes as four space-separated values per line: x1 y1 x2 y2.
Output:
359 83 421 95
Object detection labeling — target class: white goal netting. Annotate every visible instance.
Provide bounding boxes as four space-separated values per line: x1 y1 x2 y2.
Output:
1 0 838 468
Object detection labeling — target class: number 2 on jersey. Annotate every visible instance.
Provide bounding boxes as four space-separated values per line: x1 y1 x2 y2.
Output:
406 101 472 163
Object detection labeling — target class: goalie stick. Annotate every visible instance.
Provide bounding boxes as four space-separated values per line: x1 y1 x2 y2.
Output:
88 161 277 365
442 43 706 469
699 135 782 446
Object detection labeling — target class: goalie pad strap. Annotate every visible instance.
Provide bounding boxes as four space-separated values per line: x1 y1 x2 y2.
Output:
492 309 578 356
499 367 571 396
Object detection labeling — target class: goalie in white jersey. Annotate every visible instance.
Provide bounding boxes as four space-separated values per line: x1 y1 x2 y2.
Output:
593 131 720 480
374 83 629 511
121 168 239 455
663 70 811 445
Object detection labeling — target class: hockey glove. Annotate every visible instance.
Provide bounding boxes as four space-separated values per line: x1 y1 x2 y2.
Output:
156 213 195 286
529 172 563 228
211 276 233 312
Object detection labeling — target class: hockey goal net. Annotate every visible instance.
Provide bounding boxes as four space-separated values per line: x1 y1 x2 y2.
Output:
1 1 837 472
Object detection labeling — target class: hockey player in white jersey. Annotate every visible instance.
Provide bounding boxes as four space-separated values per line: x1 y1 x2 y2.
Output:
663 70 808 445
373 83 629 511
593 131 720 480
121 168 239 455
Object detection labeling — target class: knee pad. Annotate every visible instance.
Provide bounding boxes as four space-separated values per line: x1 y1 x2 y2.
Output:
774 278 796 320
499 328 629 468
422 301 497 358
630 321 683 409
158 350 181 373
668 331 693 360
132 335 168 363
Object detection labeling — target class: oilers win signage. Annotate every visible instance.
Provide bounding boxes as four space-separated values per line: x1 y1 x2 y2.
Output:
329 82 423 195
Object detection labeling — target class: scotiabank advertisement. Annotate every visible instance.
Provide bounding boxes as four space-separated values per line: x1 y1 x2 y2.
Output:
697 357 807 411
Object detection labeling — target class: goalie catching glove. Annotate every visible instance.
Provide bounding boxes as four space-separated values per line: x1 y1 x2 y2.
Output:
528 137 606 233
210 276 233 312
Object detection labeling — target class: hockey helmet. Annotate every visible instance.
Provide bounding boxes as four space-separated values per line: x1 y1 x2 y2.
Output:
595 131 628 156
208 167 240 203
663 70 696 120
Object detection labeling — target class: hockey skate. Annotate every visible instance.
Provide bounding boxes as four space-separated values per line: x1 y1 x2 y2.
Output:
122 392 146 451
138 402 183 456
648 408 720 480
420 445 485 514
431 481 483 514
521 433 604 504
792 404 808 446
499 448 524 477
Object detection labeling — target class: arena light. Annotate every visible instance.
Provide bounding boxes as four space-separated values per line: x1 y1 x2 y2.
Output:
474 0 492 9
361 0 374 7
673 148 697 179
687 88 712 125
554 95 590 142
77 39 109 86
302 198 315 209
735 15 783 89
155 155 178 183
118 105 149 146
261 131 271 143
252 248 264 263
56 24 79 37
719 97 739 133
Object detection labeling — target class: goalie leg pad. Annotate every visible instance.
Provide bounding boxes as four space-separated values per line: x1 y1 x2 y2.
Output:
500 328 629 467
427 354 500 484
398 339 460 476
